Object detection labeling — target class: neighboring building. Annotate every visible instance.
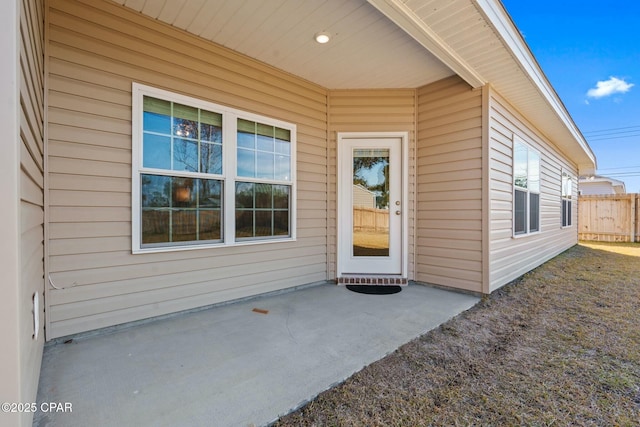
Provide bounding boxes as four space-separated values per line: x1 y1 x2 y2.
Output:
353 185 377 209
2 0 597 424
579 175 626 195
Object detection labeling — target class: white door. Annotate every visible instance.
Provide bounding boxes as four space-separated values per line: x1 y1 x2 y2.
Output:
338 135 405 275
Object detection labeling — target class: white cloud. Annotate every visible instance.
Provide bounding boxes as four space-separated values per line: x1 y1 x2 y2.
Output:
586 76 634 99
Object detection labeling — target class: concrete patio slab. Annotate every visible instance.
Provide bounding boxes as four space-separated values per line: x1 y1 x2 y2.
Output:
34 283 479 427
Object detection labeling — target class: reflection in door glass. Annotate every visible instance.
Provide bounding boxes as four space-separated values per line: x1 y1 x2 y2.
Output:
352 149 390 257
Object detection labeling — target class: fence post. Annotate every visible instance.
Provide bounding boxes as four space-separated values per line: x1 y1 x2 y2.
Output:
631 193 637 243
637 195 640 242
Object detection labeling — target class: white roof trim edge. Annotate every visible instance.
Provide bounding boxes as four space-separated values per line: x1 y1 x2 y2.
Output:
473 0 596 169
369 0 596 173
366 0 486 89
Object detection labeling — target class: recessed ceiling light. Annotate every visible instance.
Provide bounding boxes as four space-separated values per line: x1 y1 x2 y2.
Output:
315 32 331 44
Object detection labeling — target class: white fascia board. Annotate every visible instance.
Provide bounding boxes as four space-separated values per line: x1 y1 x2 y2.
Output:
474 0 597 170
366 0 485 88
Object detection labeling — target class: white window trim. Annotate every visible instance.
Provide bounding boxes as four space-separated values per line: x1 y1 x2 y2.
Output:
561 169 573 228
512 135 541 238
131 83 296 254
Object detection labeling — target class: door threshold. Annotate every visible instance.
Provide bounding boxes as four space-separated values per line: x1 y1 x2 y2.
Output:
337 276 408 285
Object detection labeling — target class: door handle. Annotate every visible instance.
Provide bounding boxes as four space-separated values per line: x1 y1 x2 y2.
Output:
395 210 401 215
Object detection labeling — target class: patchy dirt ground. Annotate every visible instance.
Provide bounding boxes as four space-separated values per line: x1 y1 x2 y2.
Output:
276 243 640 426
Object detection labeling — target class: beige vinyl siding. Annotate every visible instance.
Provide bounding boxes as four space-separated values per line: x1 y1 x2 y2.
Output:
47 0 328 338
415 76 483 293
19 0 45 423
488 88 578 291
327 89 416 279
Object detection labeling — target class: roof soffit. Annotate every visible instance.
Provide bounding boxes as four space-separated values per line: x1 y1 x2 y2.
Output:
366 0 485 88
111 0 455 89
372 0 596 173
111 0 596 173
472 0 596 171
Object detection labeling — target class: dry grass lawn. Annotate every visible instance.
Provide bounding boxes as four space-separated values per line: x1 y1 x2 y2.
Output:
276 242 640 426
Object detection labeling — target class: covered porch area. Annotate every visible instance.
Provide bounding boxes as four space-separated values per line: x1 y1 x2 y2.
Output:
35 283 478 426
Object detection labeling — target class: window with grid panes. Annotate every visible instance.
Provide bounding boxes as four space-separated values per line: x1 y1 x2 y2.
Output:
562 171 573 227
132 84 295 252
513 137 540 236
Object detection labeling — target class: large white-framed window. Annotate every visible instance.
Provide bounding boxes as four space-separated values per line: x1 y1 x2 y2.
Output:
561 171 573 227
513 136 540 236
132 83 296 253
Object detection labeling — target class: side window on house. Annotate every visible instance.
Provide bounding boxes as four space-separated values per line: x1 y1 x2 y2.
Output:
513 138 540 235
132 84 296 252
562 172 573 227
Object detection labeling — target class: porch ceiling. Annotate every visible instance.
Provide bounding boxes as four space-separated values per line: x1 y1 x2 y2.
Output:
111 0 456 89
112 0 596 174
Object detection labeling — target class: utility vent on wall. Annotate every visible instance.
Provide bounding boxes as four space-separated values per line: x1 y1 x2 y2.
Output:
33 292 39 340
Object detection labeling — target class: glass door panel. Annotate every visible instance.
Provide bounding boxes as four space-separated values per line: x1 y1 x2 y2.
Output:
352 149 390 257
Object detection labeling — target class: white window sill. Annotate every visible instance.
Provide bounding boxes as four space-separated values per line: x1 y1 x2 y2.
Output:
133 237 296 254
512 230 542 239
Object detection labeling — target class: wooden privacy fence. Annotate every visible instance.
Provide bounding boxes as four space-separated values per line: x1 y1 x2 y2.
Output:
353 207 389 232
578 193 639 242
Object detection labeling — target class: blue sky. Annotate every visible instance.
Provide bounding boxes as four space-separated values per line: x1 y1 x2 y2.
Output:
501 0 640 192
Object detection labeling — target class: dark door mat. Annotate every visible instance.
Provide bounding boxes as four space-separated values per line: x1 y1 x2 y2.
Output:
346 285 402 295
